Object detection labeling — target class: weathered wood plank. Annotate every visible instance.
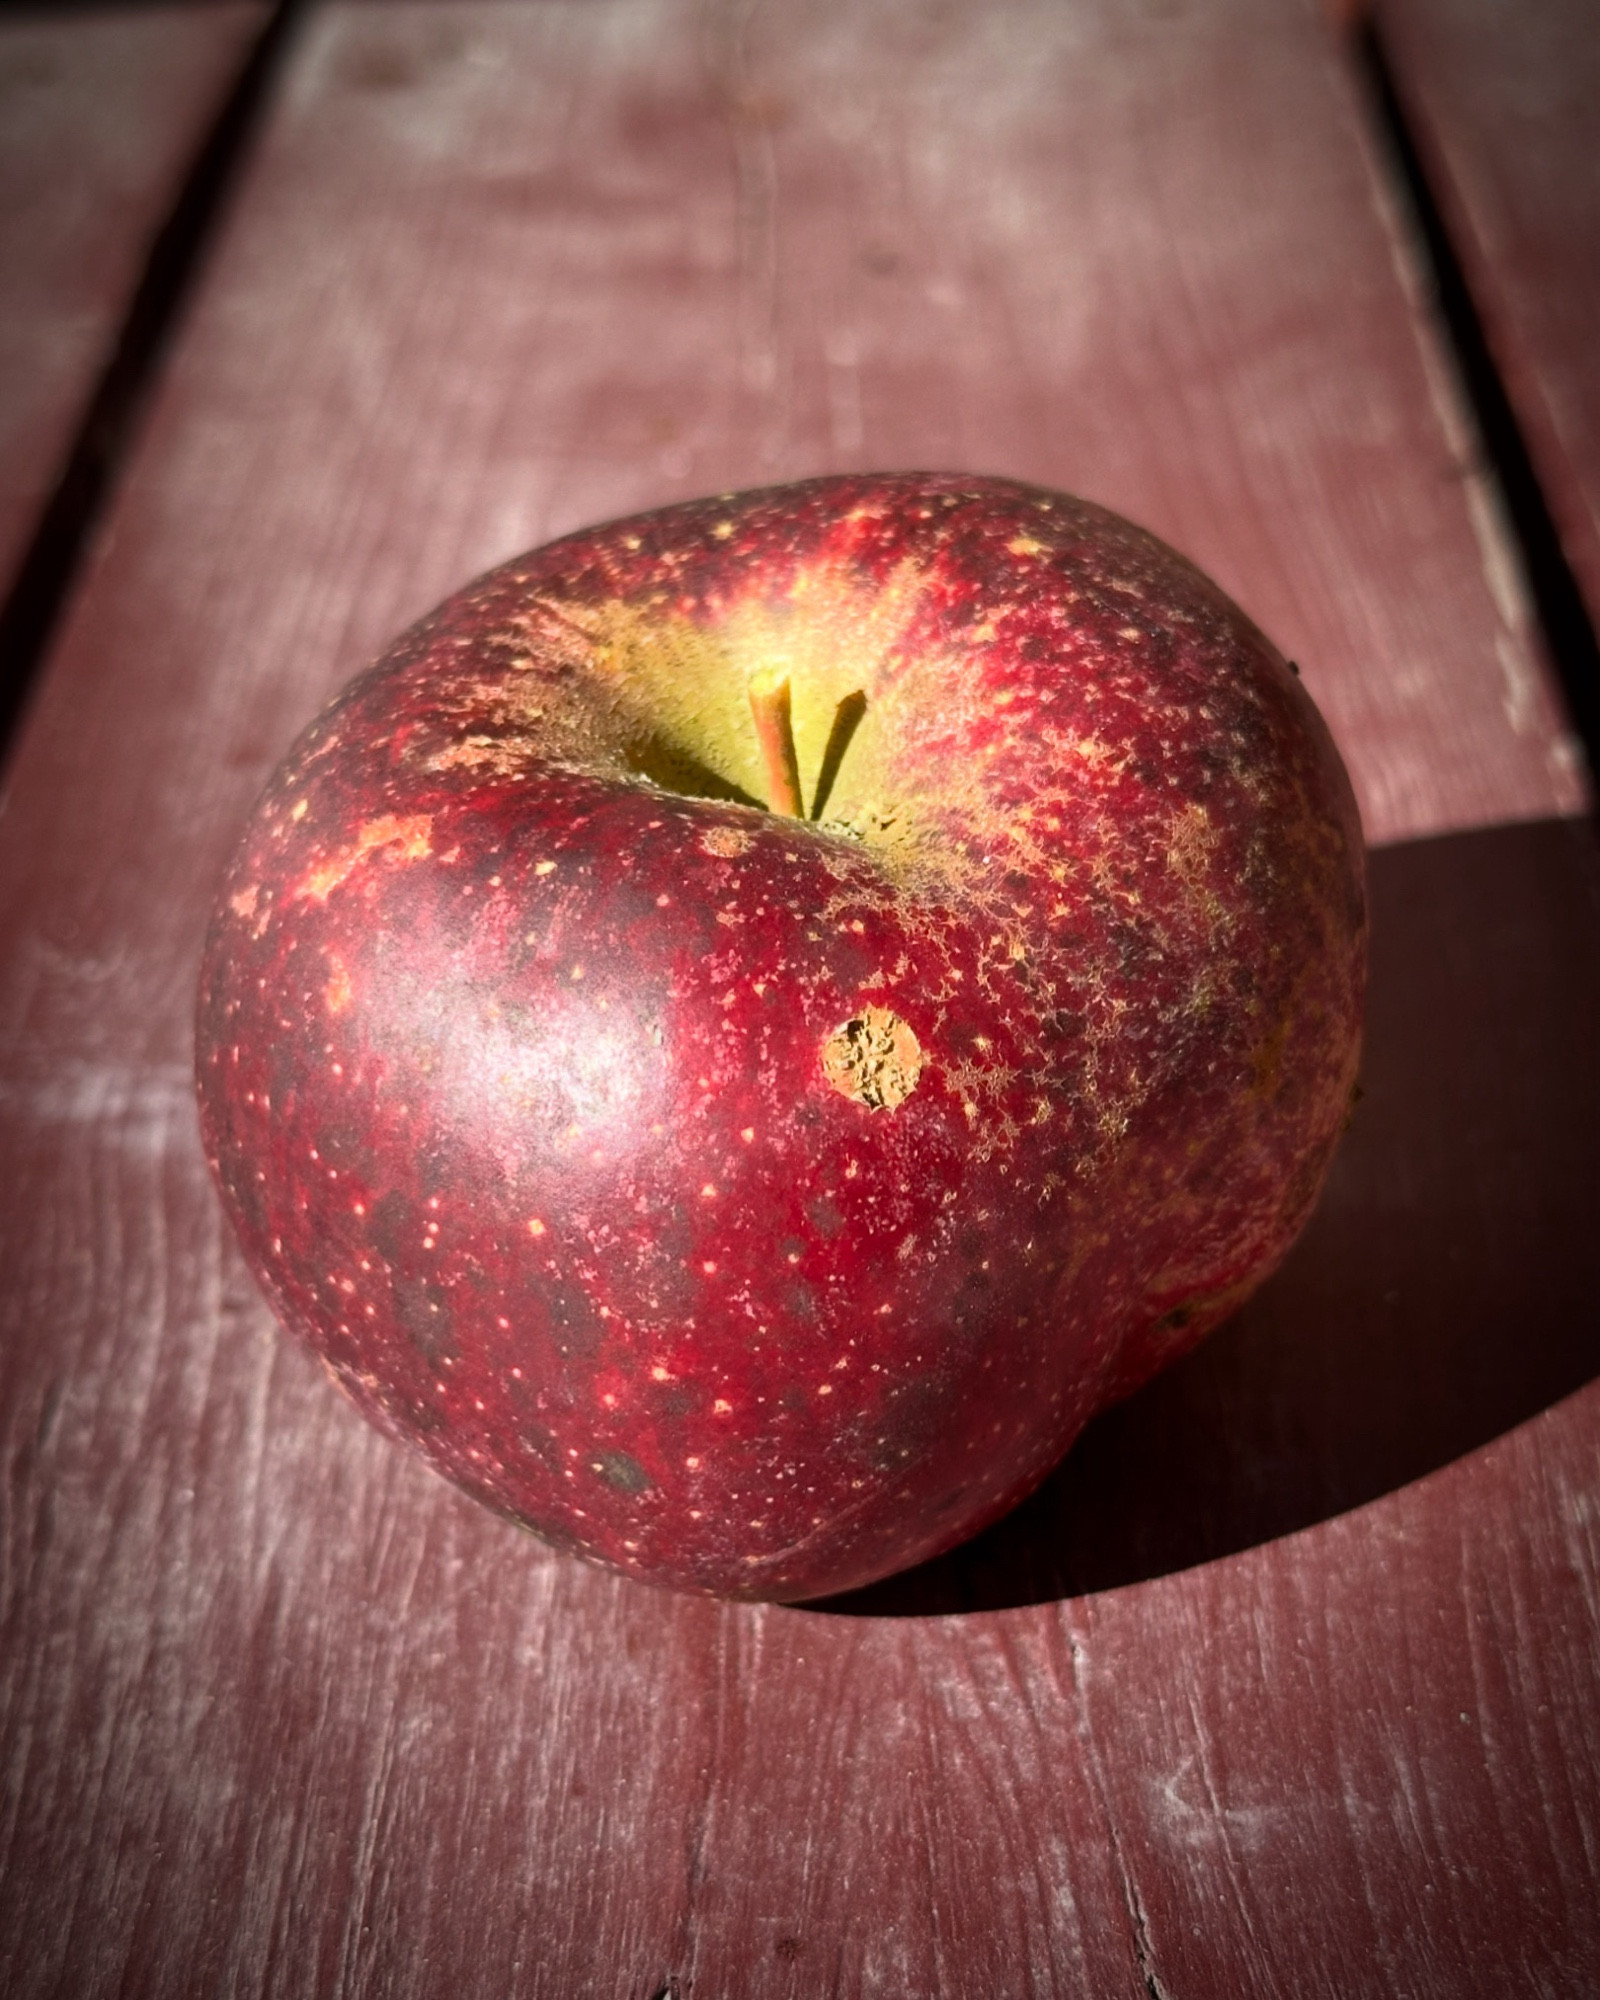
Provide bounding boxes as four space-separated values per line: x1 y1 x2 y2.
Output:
1 1 1596 1994
0 4 267 604
1375 0 1600 632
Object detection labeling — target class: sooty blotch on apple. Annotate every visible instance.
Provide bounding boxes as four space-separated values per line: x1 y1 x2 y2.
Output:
197 473 1366 1601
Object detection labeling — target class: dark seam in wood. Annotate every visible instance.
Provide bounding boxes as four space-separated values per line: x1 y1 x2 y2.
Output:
1351 10 1600 792
0 0 308 777
1064 1631 1176 2000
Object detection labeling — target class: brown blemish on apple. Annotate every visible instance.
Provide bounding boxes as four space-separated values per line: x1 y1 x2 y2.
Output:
325 953 353 1014
426 734 535 776
296 814 434 903
822 1005 924 1111
700 826 753 858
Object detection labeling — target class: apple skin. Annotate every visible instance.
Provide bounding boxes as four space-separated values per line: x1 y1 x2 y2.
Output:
196 473 1365 1601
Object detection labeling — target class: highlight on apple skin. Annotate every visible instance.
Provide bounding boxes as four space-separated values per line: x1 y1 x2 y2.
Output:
196 473 1366 1601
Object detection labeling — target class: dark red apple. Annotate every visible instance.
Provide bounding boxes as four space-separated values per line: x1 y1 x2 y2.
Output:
196 473 1365 1600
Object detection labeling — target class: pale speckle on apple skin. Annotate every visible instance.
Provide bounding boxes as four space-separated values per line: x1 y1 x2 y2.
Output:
196 473 1365 1602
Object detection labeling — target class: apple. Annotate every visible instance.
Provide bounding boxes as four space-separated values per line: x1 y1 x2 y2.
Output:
196 473 1365 1601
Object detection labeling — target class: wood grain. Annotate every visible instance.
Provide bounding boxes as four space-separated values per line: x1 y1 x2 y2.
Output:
1 1 1597 1994
1374 0 1600 630
0 3 267 604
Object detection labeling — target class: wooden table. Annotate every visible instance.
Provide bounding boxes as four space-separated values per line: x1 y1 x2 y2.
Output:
2 2 1597 1992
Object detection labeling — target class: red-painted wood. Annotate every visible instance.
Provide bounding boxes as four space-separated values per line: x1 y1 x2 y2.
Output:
1375 0 1600 630
0 4 267 602
1 2 1596 1994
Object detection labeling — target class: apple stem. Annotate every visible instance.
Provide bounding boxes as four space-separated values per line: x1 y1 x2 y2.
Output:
747 667 805 818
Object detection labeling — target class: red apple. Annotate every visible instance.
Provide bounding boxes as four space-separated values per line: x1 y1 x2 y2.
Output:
196 474 1365 1600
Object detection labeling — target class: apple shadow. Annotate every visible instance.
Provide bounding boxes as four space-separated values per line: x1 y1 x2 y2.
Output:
815 815 1600 1616
623 734 765 811
811 689 868 821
